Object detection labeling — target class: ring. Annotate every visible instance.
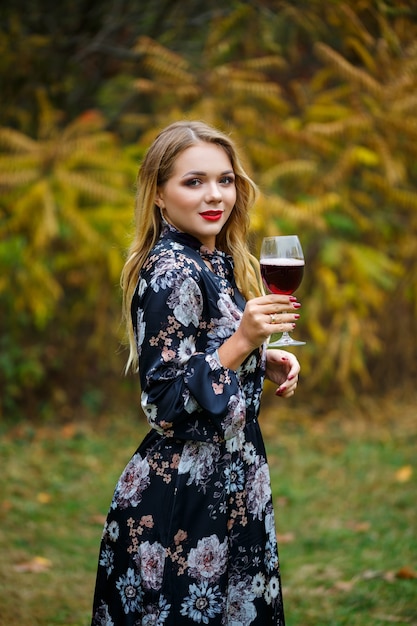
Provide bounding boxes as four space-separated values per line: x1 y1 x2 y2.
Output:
270 313 278 324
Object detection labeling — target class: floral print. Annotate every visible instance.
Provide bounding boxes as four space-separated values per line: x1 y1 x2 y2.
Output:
247 460 272 520
227 577 257 626
181 581 223 623
134 541 166 590
116 567 143 614
187 535 228 582
112 453 150 510
91 224 285 625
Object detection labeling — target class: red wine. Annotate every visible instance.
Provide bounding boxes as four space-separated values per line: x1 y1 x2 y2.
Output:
261 258 304 295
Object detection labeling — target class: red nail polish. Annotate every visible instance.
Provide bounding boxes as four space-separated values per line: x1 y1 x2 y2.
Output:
289 296 297 301
293 302 301 309
294 314 300 319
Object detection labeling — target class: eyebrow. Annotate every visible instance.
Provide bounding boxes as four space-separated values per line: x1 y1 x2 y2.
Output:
181 170 234 178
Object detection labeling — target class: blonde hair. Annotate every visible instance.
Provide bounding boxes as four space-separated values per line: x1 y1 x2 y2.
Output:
121 120 262 372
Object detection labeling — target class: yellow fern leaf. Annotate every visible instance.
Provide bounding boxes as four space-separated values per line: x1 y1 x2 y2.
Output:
389 187 417 210
0 169 39 186
143 56 194 84
242 56 287 72
352 146 380 167
261 160 317 185
307 103 354 122
224 79 281 97
205 3 252 49
0 127 38 152
315 42 383 97
55 170 124 203
339 2 375 47
391 93 417 114
345 36 376 73
307 115 371 137
133 36 189 69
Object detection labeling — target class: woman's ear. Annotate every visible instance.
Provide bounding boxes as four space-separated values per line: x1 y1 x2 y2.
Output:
155 189 164 209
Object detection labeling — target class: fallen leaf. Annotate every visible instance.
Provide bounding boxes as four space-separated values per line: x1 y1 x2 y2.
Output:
37 492 52 504
358 569 395 583
276 532 295 544
347 520 371 532
395 465 413 483
395 566 417 579
90 514 107 525
333 580 355 592
1 500 12 512
61 423 77 439
14 556 52 573
275 496 289 508
360 569 381 580
373 614 411 623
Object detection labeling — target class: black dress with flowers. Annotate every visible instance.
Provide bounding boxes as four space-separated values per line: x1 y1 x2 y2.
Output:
91 224 286 626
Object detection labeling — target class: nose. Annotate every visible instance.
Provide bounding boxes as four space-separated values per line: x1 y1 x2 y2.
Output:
205 182 222 203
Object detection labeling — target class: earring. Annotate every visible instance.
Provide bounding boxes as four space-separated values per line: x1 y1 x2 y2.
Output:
158 205 167 223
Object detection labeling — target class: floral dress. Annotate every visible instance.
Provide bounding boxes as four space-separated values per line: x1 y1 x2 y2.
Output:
91 224 286 626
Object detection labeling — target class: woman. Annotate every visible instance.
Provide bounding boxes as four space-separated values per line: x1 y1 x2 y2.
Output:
91 120 301 626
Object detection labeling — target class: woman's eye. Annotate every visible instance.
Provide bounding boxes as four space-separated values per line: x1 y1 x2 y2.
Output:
185 178 201 187
220 176 235 185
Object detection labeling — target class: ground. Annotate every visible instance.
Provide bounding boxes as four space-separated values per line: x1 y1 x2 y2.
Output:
0 391 416 626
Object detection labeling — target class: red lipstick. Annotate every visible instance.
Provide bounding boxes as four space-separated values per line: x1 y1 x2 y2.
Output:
200 211 223 221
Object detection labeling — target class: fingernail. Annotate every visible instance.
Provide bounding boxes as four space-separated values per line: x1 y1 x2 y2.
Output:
293 302 301 309
276 386 286 395
289 296 297 301
294 314 300 319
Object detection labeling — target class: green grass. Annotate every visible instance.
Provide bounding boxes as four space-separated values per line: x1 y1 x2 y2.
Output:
1 394 416 626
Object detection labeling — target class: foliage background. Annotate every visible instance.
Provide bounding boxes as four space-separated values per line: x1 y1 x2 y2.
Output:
1 0 417 422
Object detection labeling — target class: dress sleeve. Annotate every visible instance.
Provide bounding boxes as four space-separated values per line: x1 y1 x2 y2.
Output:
134 256 247 442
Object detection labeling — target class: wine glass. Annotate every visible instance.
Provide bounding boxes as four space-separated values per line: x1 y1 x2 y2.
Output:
260 235 306 348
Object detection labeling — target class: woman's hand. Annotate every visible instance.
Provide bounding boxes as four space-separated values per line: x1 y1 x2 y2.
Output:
238 294 301 351
265 349 300 398
218 294 301 371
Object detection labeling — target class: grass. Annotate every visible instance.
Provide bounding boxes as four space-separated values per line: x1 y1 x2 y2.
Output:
0 392 416 626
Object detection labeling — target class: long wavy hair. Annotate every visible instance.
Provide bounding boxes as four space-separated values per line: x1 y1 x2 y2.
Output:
121 120 262 372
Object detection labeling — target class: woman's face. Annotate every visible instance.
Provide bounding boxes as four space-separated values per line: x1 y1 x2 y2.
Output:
156 142 236 250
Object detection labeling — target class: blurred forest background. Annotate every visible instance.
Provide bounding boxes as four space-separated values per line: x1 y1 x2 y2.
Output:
1 0 417 423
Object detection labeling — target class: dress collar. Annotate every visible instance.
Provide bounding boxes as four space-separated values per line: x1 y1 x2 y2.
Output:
160 220 233 266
